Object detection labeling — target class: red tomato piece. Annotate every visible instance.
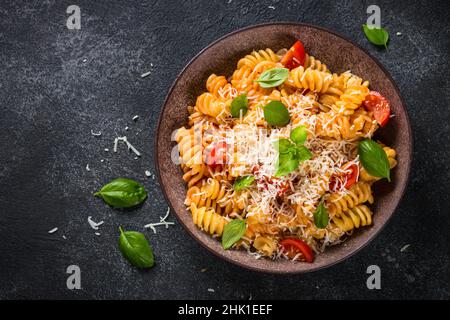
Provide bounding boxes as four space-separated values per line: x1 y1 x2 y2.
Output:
205 142 227 168
280 238 314 263
280 40 306 70
363 91 391 126
329 163 359 191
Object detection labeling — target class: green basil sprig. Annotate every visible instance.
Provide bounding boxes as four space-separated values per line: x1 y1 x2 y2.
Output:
255 68 289 88
362 24 389 49
358 139 391 181
94 178 147 208
234 175 255 191
263 101 290 126
118 227 154 268
274 126 312 177
313 200 329 229
222 219 246 249
230 93 248 118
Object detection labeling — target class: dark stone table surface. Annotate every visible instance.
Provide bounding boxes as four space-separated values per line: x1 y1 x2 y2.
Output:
0 0 449 299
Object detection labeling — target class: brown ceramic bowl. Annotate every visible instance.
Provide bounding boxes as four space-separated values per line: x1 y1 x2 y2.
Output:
155 23 412 274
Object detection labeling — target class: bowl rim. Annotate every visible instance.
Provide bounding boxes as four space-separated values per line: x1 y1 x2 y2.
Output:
154 22 413 274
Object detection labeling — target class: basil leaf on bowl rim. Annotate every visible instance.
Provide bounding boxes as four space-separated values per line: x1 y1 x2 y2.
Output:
358 139 391 181
230 93 248 118
362 24 389 49
234 175 255 191
313 200 329 229
94 178 148 208
255 68 289 88
118 227 154 268
263 101 290 126
222 219 247 249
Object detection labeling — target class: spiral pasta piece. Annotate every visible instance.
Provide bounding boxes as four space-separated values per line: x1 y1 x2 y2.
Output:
289 66 333 93
304 54 329 72
190 203 228 236
331 204 373 232
326 181 373 216
331 85 370 115
237 48 280 70
195 92 230 118
252 235 277 257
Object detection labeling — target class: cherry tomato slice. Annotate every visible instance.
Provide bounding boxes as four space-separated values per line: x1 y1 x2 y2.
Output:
343 164 359 189
206 142 227 168
280 40 306 70
280 238 314 263
329 163 359 191
363 91 391 127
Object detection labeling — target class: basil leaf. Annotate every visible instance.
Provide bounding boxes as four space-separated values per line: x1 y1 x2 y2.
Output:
118 227 154 268
264 101 290 126
230 93 248 118
234 175 255 191
358 139 391 181
290 126 308 145
94 178 147 208
362 24 389 49
275 152 300 177
222 219 246 249
295 145 313 162
255 68 289 88
273 138 293 154
313 201 329 229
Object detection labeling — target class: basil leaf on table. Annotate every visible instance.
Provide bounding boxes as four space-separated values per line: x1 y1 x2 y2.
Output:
222 219 246 249
94 178 147 208
313 200 329 229
255 68 289 88
362 24 389 49
263 101 290 126
118 227 154 268
358 139 391 181
290 126 308 145
234 175 255 191
230 93 248 118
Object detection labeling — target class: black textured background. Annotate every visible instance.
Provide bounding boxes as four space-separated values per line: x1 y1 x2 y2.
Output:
0 0 449 299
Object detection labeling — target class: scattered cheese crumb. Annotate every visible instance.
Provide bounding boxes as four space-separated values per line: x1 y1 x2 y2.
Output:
114 136 142 157
62 235 67 239
48 227 58 234
88 216 104 230
100 159 104 163
86 164 90 171
91 130 102 136
132 115 139 122
104 148 109 152
140 71 151 78
134 157 139 160
95 232 101 236
396 32 402 36
207 288 215 293
144 207 174 233
125 126 129 131
268 5 275 9
145 170 152 177
400 244 410 252
83 58 87 62
201 268 208 273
